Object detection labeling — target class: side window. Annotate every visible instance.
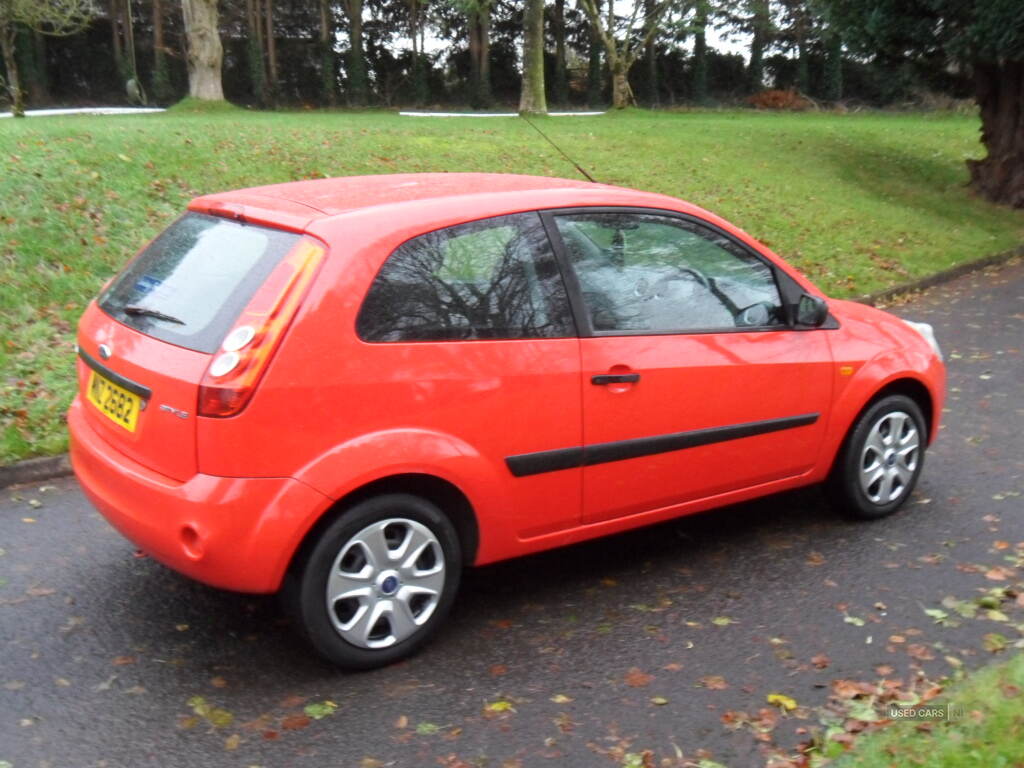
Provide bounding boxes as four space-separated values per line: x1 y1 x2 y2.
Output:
553 212 784 333
357 213 575 342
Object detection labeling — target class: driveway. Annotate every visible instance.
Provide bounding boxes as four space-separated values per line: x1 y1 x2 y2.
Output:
2 257 1022 767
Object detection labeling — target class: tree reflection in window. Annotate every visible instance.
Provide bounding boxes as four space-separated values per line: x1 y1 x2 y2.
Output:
358 213 574 342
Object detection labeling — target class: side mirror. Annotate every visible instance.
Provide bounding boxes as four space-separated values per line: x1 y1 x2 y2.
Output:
796 294 829 327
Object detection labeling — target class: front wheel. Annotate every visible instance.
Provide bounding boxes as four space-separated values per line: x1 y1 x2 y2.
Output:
284 493 462 669
827 394 927 520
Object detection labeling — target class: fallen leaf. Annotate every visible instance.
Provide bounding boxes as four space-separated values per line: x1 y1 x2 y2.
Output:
484 699 515 713
811 653 830 669
650 696 669 706
766 693 797 711
489 664 509 677
711 616 736 626
698 675 729 690
415 722 441 735
907 644 935 661
112 656 136 666
304 700 338 720
224 734 240 751
550 694 574 704
282 714 311 731
395 715 408 728
983 633 1008 652
625 668 654 688
211 676 227 688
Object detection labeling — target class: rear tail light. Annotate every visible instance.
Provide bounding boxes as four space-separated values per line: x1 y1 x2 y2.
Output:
198 237 326 417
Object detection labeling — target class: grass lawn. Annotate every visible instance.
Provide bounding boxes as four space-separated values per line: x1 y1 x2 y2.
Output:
832 652 1024 767
1 106 1022 463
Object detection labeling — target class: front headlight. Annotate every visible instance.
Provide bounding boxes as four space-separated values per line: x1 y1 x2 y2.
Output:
903 320 942 360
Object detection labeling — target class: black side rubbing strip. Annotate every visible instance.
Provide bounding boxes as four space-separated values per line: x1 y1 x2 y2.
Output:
506 446 585 478
505 413 819 477
78 348 153 400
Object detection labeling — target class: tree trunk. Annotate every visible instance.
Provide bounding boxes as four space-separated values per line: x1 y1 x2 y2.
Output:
692 0 708 103
479 4 491 106
795 8 808 94
747 0 767 93
180 0 224 100
16 26 46 105
263 0 277 105
244 0 267 105
641 0 657 106
110 0 125 79
967 61 1024 209
344 0 368 105
823 29 842 101
610 59 633 109
467 2 493 108
152 0 173 102
1 23 25 117
586 0 602 107
409 0 426 105
518 0 546 114
20 29 50 104
319 0 336 106
552 0 567 105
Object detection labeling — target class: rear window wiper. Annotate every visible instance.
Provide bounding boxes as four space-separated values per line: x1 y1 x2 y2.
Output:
122 305 186 325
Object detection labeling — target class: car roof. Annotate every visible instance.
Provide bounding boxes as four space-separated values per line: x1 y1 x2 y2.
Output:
187 173 701 230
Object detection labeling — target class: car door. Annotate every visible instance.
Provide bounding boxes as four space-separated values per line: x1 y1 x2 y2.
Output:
543 208 834 524
351 211 585 541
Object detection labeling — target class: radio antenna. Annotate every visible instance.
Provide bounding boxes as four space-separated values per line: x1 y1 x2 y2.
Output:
519 112 598 184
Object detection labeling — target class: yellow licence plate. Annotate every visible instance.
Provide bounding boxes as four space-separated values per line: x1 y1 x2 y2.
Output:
87 370 141 432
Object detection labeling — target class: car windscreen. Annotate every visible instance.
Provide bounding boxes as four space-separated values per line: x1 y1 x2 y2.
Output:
98 212 301 354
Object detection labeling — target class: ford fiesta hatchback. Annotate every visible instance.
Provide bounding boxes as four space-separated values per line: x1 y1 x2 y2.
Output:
70 173 945 668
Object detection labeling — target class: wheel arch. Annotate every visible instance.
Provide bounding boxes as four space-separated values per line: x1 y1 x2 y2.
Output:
865 378 934 442
826 376 935 480
286 473 480 579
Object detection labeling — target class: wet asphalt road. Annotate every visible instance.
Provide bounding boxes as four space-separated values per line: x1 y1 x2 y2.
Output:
2 258 1022 768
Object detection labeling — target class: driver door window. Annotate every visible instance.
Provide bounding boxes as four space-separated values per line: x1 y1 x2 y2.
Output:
552 212 784 333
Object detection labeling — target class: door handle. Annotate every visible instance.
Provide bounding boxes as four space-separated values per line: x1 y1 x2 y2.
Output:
591 373 640 385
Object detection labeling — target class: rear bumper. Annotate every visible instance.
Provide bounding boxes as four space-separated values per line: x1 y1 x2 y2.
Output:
68 396 331 593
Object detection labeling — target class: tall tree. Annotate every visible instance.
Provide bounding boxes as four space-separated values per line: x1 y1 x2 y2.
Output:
586 0 602 106
408 0 427 105
109 0 127 81
578 0 674 108
822 25 841 100
640 0 658 105
518 0 545 113
465 0 492 107
746 0 769 92
343 0 368 104
263 0 278 104
551 0 567 104
122 0 145 102
691 0 709 102
827 0 1024 207
319 0 337 106
245 0 267 104
152 0 174 103
180 0 224 100
0 0 92 116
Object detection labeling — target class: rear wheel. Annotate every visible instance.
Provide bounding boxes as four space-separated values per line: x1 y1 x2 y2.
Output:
285 493 462 669
828 394 926 520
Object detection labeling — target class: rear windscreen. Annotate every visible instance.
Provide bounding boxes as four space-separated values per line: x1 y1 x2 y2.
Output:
99 213 301 354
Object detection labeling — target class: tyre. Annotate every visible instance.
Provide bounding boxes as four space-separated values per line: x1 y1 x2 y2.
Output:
827 394 927 520
284 493 462 669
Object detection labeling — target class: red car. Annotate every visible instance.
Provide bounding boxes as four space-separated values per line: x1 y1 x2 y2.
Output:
69 173 945 668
